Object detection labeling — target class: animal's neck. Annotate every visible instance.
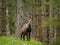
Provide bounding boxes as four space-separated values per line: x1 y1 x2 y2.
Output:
27 20 31 25
22 19 31 29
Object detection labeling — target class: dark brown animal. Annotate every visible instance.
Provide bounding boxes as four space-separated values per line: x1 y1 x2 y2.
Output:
21 19 32 41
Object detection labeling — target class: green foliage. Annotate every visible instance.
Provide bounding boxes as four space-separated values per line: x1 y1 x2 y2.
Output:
50 39 60 45
7 0 16 34
22 0 34 7
51 0 60 8
0 36 44 45
42 17 58 28
51 0 57 8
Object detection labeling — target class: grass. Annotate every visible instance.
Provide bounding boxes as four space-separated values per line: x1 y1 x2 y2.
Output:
0 36 44 45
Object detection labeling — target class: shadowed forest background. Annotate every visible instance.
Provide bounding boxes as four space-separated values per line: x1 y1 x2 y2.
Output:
0 0 60 45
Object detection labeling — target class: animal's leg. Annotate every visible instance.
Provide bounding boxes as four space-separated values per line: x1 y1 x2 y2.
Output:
21 32 23 40
27 32 31 41
26 33 29 40
29 32 31 40
23 33 25 40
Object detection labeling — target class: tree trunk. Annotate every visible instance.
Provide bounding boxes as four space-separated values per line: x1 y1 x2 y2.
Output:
1 0 7 36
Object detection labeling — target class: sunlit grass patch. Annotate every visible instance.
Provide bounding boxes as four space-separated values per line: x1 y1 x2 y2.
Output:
0 36 44 45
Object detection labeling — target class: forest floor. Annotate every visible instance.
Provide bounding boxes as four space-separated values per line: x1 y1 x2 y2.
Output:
0 36 44 45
